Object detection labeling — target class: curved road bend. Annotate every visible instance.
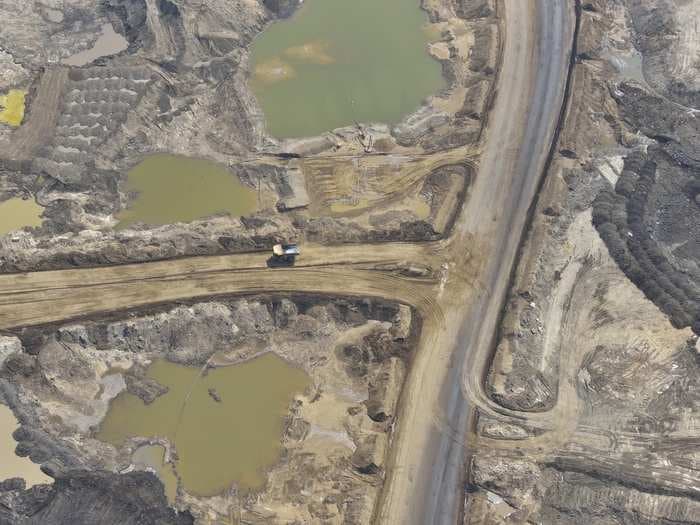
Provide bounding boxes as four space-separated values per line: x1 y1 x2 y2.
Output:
376 1 574 524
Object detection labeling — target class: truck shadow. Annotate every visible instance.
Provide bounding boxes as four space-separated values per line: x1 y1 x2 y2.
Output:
266 256 296 268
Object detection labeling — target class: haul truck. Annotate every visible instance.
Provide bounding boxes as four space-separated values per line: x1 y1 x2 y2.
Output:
268 243 299 267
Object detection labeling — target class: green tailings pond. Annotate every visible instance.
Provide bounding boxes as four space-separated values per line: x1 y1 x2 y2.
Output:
116 154 257 229
0 405 52 487
98 353 309 496
250 0 444 138
0 198 43 235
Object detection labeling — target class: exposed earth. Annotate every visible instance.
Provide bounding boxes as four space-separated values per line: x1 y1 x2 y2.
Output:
0 295 414 523
472 0 700 523
0 0 697 524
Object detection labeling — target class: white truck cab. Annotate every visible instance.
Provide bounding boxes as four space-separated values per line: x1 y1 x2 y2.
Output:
272 243 300 257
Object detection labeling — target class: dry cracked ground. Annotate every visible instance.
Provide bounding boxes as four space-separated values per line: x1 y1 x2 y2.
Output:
0 0 698 524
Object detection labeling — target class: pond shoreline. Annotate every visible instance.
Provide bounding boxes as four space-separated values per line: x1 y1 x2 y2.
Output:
250 0 445 138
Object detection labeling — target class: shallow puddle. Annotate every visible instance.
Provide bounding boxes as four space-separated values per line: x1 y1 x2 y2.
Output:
116 154 257 229
132 444 178 503
0 405 52 486
98 353 309 496
62 23 128 66
250 0 444 138
0 197 43 235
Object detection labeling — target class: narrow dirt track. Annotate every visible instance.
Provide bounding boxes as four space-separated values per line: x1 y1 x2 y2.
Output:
0 0 575 523
0 266 442 329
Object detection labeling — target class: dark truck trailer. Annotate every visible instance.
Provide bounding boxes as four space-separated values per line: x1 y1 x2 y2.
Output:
268 243 299 267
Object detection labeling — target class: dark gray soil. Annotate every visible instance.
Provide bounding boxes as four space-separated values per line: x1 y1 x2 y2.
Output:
593 81 700 334
0 470 193 525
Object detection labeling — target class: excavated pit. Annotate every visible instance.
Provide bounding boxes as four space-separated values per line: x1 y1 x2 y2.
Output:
0 0 490 273
0 293 419 523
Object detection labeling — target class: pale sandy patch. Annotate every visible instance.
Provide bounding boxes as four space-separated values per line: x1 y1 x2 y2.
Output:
254 57 297 84
283 40 334 65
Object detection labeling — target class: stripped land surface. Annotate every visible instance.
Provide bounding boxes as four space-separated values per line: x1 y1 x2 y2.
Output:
0 67 68 162
0 1 574 524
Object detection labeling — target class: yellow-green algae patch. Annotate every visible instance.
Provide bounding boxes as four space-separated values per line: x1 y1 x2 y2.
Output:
116 154 257 229
0 90 26 127
0 197 43 235
98 353 310 496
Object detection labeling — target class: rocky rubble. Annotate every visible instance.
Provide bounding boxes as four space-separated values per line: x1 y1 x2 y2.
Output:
0 0 493 273
0 213 296 272
593 81 700 334
474 0 700 522
1 294 415 523
488 166 606 412
471 453 700 524
0 470 193 525
623 0 700 109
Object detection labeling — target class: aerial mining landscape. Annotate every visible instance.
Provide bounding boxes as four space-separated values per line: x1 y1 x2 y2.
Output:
0 0 697 523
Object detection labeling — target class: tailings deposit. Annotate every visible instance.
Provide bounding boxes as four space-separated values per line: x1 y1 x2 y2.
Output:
251 0 444 138
116 154 257 229
98 353 309 496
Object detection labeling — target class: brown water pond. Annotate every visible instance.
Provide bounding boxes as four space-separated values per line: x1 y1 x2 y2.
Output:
98 353 309 496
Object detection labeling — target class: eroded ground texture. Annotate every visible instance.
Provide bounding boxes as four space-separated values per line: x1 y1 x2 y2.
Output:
2 0 699 522
0 295 415 523
0 0 497 271
473 0 700 523
0 0 503 521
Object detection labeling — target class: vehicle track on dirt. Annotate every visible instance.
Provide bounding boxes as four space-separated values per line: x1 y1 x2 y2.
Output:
376 1 575 523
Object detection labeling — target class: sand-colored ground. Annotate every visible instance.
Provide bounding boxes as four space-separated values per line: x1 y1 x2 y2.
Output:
0 89 26 127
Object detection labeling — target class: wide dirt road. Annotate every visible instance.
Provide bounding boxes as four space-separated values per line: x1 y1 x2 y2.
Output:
375 1 574 524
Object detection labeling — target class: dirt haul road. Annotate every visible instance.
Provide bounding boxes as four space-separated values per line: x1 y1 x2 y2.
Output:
0 0 574 523
375 1 575 523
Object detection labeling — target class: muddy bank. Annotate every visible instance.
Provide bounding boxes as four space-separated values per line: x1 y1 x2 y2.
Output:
1 294 417 523
0 0 489 272
0 159 472 272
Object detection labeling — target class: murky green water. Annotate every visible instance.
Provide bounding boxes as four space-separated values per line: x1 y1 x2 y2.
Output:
98 353 309 496
250 0 444 138
116 155 257 229
0 405 52 487
0 197 43 235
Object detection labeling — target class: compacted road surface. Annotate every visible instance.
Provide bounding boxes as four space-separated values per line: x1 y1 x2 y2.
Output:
376 1 575 523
